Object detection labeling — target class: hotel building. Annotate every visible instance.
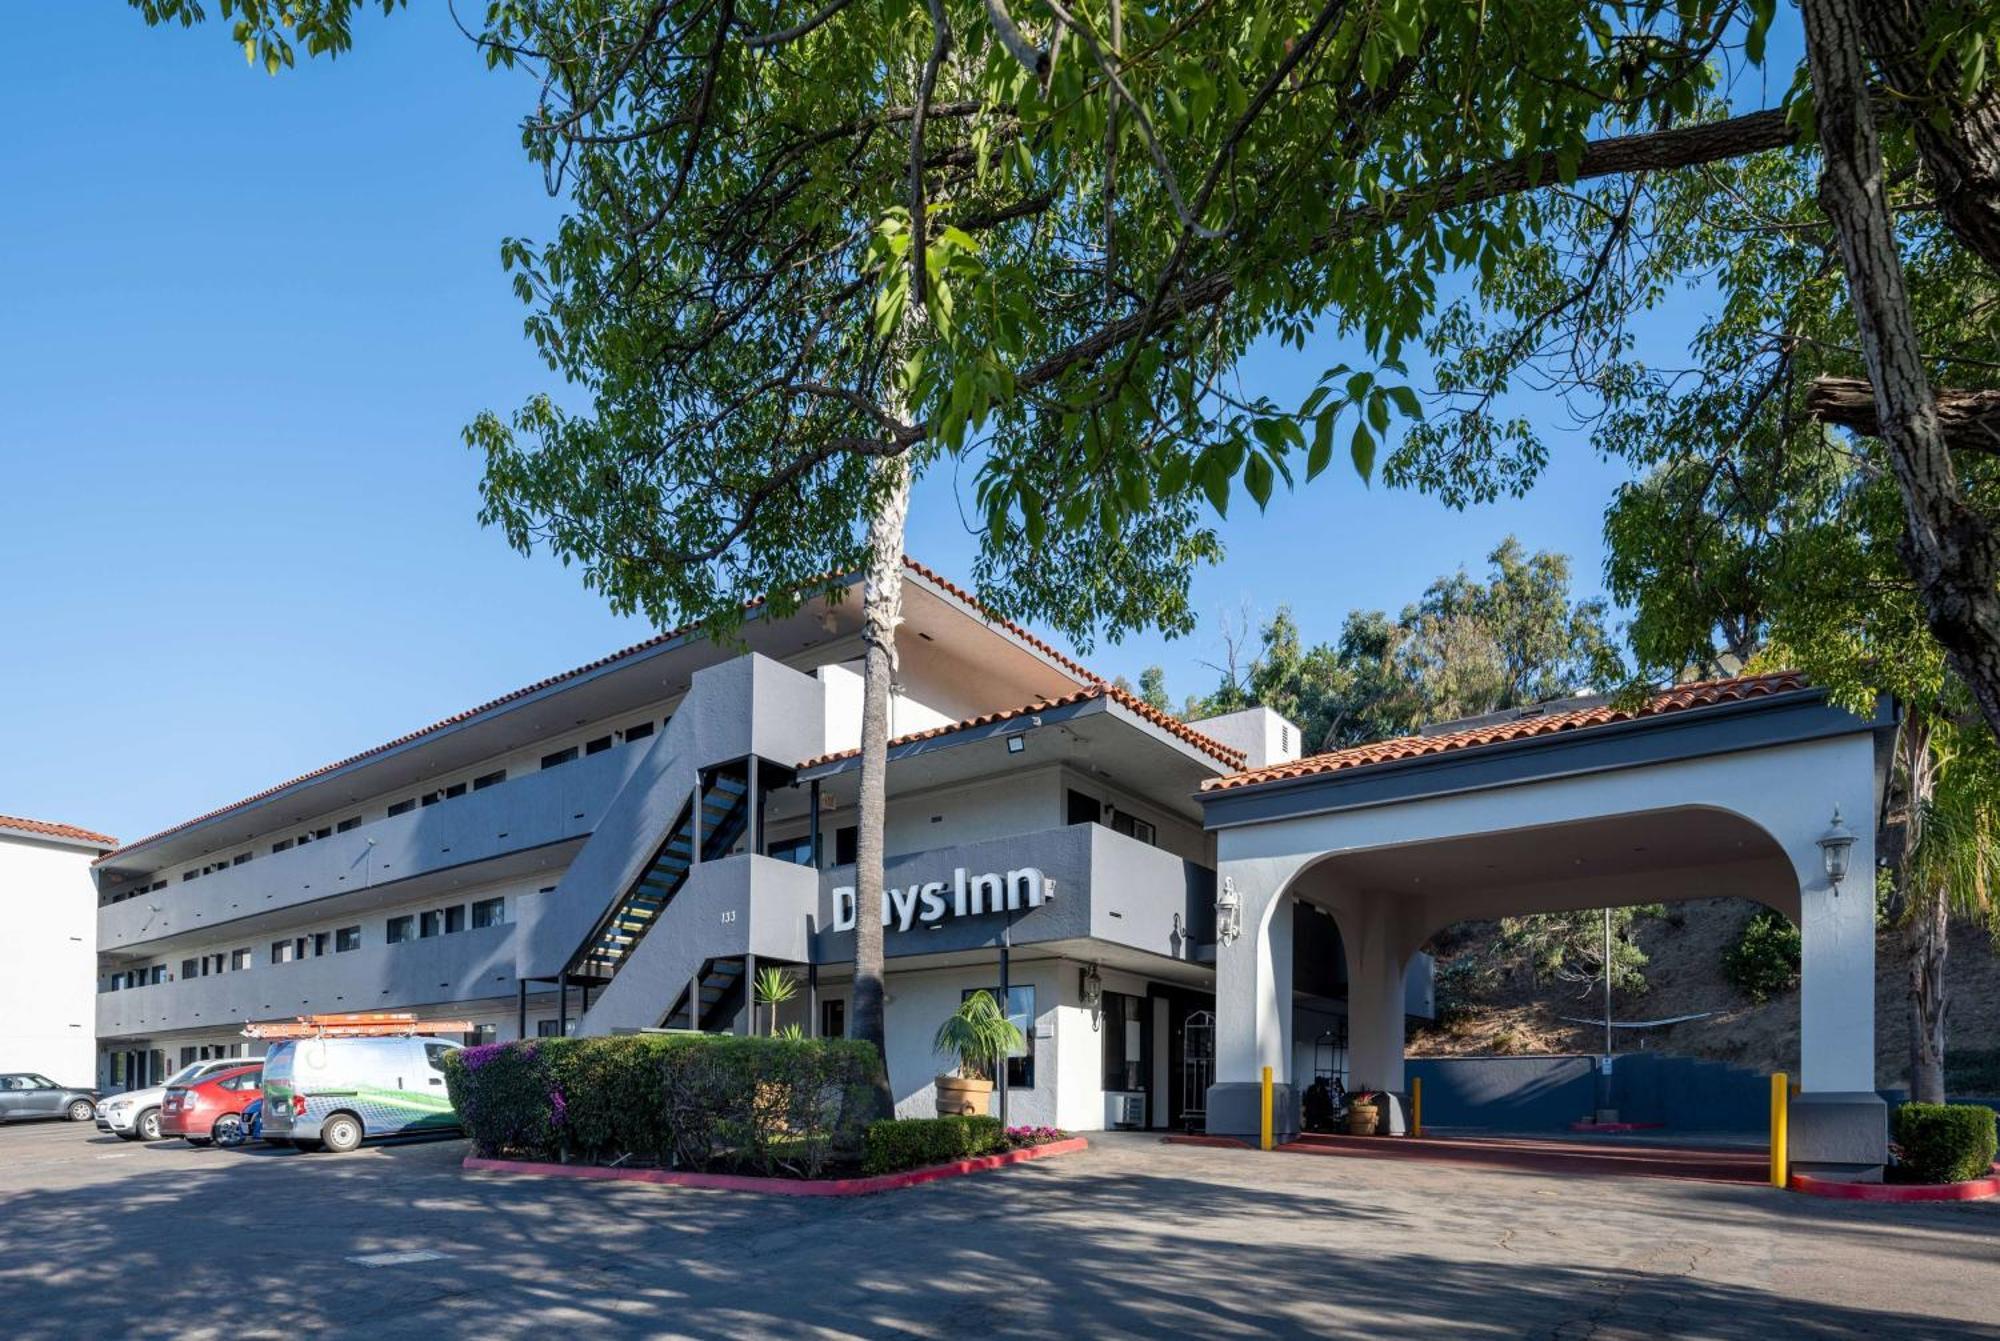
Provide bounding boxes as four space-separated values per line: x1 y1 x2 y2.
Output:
92 561 1432 1131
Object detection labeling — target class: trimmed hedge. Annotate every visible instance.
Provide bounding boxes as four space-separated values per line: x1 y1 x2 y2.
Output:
862 1116 1004 1175
1893 1102 1998 1184
442 1034 884 1178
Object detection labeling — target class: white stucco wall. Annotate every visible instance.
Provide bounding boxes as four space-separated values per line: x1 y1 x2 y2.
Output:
1 833 102 1086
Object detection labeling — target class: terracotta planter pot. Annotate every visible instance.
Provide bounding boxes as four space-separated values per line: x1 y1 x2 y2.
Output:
1347 1102 1380 1136
935 1075 993 1117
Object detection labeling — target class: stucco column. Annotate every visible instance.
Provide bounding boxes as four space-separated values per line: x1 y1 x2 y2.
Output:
1341 896 1424 1094
1207 854 1309 1140
1788 784 1885 1179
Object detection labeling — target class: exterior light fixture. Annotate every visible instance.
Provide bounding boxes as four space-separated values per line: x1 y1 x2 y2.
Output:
1818 807 1857 895
1216 877 1243 945
1006 733 1026 754
1080 963 1103 1010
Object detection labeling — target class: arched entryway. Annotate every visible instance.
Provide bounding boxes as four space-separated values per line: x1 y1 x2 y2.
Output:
1197 679 1893 1179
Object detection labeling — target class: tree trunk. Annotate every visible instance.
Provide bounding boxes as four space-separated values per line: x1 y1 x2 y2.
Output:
1800 0 2000 750
1859 2 2000 282
850 452 911 1121
1906 891 1950 1103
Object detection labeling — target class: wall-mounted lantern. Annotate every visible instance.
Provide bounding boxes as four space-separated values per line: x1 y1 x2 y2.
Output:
1819 807 1857 895
1216 876 1243 945
1080 962 1103 1011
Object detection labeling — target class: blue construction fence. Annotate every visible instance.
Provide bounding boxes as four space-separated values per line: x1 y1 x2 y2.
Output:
1405 1053 1771 1132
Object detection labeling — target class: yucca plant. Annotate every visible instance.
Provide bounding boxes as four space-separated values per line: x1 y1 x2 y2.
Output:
754 966 800 1037
932 992 1023 1081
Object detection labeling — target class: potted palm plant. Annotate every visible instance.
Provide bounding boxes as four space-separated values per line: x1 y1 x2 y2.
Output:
931 992 1024 1117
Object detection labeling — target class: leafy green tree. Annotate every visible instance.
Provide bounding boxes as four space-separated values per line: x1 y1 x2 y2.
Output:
1497 905 1662 1000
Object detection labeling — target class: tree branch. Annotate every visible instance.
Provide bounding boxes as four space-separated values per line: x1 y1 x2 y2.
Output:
1807 375 2000 455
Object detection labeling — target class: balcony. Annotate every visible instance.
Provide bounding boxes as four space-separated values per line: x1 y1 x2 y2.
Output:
98 743 649 955
97 921 520 1039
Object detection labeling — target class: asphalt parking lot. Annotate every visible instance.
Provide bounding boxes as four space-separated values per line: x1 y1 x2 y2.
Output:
2 1120 1995 1339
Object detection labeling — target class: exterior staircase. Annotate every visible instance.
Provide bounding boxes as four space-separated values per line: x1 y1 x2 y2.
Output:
663 956 749 1031
569 767 751 983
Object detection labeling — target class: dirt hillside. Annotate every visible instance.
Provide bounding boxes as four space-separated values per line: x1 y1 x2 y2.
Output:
1408 897 2000 1091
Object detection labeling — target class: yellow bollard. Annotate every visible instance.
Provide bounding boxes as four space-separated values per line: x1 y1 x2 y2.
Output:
1412 1076 1423 1138
1260 1065 1274 1151
1769 1071 1789 1189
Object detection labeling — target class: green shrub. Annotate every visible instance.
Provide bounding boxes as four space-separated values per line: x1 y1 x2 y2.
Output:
1893 1102 1998 1184
861 1116 1004 1175
443 1033 884 1177
1723 908 1801 1003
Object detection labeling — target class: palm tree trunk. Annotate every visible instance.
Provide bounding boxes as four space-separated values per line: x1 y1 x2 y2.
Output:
1907 892 1950 1103
850 452 911 1121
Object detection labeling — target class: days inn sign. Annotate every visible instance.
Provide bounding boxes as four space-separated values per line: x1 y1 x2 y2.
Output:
831 865 1057 933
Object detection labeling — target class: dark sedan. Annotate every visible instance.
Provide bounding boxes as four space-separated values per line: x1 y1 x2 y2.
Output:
0 1073 99 1124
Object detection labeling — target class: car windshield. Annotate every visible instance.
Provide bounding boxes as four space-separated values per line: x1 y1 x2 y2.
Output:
164 1064 206 1087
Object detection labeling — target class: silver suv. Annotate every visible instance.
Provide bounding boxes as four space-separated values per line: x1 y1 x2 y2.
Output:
98 1058 258 1141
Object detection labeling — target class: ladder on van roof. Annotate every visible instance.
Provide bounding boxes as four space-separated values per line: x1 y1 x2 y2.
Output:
243 1012 476 1039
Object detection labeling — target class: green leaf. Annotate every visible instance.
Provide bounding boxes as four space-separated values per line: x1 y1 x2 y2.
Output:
1351 422 1376 482
1244 452 1274 510
1307 411 1335 480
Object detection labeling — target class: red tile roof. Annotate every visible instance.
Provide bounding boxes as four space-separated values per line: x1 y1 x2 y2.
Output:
0 814 118 848
97 558 1130 867
1201 671 1812 792
799 683 1248 771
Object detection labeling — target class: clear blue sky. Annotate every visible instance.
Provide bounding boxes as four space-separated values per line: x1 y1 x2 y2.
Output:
2 5 1746 844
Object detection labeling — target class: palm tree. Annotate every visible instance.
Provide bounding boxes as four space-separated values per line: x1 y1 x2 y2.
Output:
1897 717 2000 1103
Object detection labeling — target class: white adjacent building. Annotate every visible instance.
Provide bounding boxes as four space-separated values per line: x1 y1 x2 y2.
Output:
2 814 116 1087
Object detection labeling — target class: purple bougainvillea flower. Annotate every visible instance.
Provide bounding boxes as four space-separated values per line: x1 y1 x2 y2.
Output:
549 1087 568 1127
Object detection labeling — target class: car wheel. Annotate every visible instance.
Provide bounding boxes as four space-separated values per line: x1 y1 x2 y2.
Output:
66 1099 95 1122
320 1112 363 1154
137 1109 162 1142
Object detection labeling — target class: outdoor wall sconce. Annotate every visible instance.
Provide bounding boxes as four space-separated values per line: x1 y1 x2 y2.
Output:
1080 963 1103 1010
1819 807 1857 895
1216 876 1243 945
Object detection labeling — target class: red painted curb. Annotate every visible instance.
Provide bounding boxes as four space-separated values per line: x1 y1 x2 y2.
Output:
462 1136 1087 1197
1790 1164 2000 1202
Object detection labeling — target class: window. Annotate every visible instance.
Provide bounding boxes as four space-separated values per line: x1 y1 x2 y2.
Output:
335 926 361 952
541 747 578 770
765 835 815 866
147 965 165 985
230 948 252 972
536 1019 568 1038
387 798 416 817
386 916 414 945
821 999 846 1039
271 941 295 965
584 735 613 756
1111 812 1158 847
418 910 441 939
336 816 361 833
182 871 198 883
444 904 466 934
1067 789 1102 826
312 827 331 840
622 721 654 742
834 825 858 867
963 986 1034 1088
180 959 198 980
311 932 330 957
463 1023 497 1046
421 791 441 808
473 770 506 791
444 782 467 800
471 897 505 929
232 852 252 866
271 838 293 854
295 831 313 846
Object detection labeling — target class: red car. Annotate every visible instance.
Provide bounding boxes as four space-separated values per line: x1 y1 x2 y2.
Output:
161 1064 263 1146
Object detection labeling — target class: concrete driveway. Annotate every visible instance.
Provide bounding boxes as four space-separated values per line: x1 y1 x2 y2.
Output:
1 1122 1993 1338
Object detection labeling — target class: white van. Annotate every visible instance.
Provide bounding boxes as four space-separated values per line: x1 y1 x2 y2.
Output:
260 1035 461 1152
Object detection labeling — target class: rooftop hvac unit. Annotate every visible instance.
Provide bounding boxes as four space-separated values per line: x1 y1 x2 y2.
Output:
1105 1091 1146 1130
